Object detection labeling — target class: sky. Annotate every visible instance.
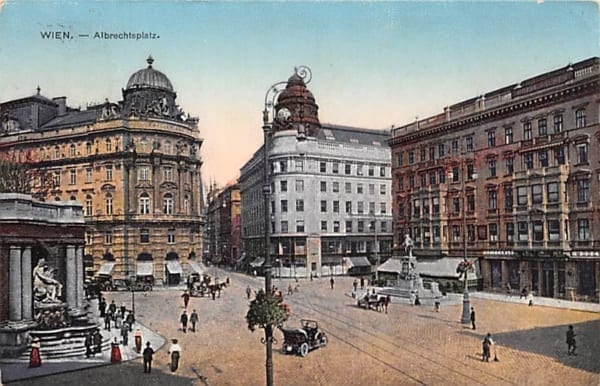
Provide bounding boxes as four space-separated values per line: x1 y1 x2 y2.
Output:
0 1 598 188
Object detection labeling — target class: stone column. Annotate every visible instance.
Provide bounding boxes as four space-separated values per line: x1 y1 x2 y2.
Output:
21 246 33 320
9 246 22 321
76 246 84 308
66 245 77 308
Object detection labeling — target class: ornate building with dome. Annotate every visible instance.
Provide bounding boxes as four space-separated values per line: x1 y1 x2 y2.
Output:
239 69 393 278
0 57 204 286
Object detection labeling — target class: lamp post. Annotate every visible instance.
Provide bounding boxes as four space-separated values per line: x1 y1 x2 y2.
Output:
370 211 379 283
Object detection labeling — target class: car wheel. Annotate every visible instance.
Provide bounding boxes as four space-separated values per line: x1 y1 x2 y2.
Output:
299 343 309 357
320 335 328 346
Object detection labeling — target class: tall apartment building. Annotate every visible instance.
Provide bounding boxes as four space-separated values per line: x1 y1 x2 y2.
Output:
389 57 599 301
0 57 204 285
205 182 242 268
240 70 393 278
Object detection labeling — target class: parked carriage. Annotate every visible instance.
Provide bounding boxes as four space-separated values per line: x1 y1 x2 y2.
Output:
357 294 385 311
279 319 328 357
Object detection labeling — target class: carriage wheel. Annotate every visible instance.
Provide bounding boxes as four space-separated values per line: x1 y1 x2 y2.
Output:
299 343 309 357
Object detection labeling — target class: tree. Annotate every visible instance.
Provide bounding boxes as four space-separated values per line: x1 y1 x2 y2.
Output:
246 289 290 332
0 158 31 193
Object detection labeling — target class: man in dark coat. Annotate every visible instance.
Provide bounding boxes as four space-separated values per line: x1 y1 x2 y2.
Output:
121 322 129 346
93 330 103 354
99 297 107 317
566 325 577 356
104 311 112 331
108 300 117 316
143 342 154 373
84 331 94 358
470 307 476 330
181 290 190 309
190 309 199 333
180 310 188 333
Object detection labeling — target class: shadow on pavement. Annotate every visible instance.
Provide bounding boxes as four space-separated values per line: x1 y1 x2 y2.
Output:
459 319 600 374
8 362 196 386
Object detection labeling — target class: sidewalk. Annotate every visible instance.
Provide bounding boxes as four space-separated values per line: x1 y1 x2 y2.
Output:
0 307 166 384
470 291 600 313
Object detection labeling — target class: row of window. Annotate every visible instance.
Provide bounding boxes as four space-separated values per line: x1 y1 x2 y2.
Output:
99 228 178 245
401 218 590 244
274 159 388 177
275 219 390 234
396 109 586 166
40 137 190 159
274 179 387 195
274 199 387 215
83 192 190 216
49 164 190 187
398 178 590 218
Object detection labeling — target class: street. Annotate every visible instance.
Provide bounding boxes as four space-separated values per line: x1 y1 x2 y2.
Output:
10 270 600 386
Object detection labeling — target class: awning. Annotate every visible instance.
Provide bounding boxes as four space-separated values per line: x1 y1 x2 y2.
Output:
188 261 206 275
377 258 404 274
165 260 183 275
418 258 479 279
136 262 154 276
250 257 265 267
346 257 371 268
97 262 116 276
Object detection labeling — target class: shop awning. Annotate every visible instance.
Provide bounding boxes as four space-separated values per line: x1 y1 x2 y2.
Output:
188 261 206 275
97 262 116 276
250 257 265 267
377 258 404 274
165 260 183 275
136 262 154 276
418 258 479 279
346 257 371 267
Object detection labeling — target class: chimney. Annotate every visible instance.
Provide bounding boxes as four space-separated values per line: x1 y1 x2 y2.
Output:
53 96 67 116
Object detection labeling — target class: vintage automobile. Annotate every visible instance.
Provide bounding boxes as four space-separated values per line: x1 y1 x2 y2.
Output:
279 319 328 357
357 293 385 311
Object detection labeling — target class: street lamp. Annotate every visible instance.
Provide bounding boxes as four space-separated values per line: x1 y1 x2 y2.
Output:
370 211 379 283
450 157 477 324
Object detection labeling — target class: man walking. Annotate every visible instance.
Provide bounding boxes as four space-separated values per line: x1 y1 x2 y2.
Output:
566 325 577 356
180 310 188 333
190 309 199 333
84 331 93 358
181 290 190 309
99 297 107 317
330 276 335 290
108 300 117 316
104 311 112 331
360 277 365 290
246 285 252 300
353 279 358 292
121 322 129 346
143 342 154 373
470 307 476 330
482 333 494 362
93 329 103 354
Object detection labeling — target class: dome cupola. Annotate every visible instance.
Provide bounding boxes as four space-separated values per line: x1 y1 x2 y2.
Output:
126 56 174 92
272 68 320 136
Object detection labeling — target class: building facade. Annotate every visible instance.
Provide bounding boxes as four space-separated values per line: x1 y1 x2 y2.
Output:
389 57 599 301
0 57 204 286
240 70 393 278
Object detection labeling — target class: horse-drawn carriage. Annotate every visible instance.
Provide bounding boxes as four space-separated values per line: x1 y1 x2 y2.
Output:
357 293 386 311
279 319 328 357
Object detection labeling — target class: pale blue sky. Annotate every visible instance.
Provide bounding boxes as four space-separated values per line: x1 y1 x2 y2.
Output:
0 1 597 186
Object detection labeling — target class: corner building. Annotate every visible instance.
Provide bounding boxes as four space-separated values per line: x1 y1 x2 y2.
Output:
240 71 393 278
0 57 204 285
389 58 599 301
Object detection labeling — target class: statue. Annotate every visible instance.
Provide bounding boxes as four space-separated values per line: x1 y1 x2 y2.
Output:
33 258 63 303
401 234 414 258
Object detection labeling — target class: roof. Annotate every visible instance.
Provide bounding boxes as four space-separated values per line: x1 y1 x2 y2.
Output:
126 56 174 92
41 109 98 129
318 124 390 146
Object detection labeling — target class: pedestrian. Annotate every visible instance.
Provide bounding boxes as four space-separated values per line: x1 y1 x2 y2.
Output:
99 297 107 317
384 295 391 314
566 325 577 356
505 282 512 296
330 276 335 290
310 272 313 281
360 277 365 290
28 338 41 368
246 285 252 300
134 328 143 353
288 283 293 295
115 311 123 329
110 337 122 363
482 333 494 362
434 297 441 312
528 293 534 307
168 338 182 372
84 331 94 358
226 277 230 286
126 312 135 331
121 322 129 346
470 307 476 330
190 309 199 333
120 303 127 318
104 311 112 331
353 279 358 292
108 299 117 316
409 292 416 306
181 290 190 309
180 310 188 333
93 329 103 354
414 294 421 306
520 287 529 299
143 342 154 373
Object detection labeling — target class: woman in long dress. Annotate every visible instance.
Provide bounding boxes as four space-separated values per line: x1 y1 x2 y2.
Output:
29 338 41 368
110 337 122 363
169 338 182 372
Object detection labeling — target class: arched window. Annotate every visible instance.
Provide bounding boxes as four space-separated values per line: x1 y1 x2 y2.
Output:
105 193 113 215
139 192 151 214
54 146 60 158
86 142 92 155
105 138 112 152
85 195 92 216
163 193 174 214
69 144 76 157
183 195 189 214
164 141 172 154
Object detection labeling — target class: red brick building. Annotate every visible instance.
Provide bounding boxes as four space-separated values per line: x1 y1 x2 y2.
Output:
389 58 599 301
